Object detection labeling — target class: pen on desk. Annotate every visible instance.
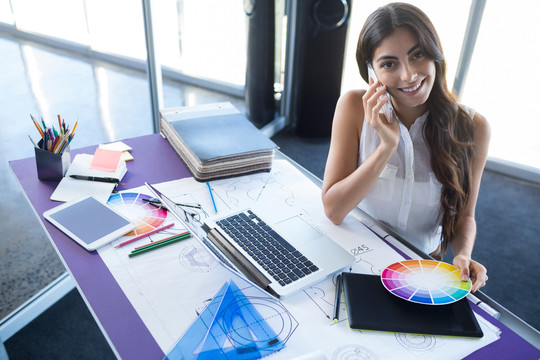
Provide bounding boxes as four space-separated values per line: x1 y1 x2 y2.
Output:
133 230 190 250
114 222 175 248
70 175 119 183
129 232 191 257
333 273 343 323
206 182 218 213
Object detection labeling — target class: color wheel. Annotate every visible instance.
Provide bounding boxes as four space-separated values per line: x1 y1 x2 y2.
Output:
381 259 472 305
107 192 167 237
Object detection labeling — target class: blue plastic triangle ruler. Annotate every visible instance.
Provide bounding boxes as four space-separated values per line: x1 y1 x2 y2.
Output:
165 280 286 360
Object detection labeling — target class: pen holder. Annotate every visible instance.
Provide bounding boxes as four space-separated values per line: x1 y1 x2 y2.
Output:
35 141 71 181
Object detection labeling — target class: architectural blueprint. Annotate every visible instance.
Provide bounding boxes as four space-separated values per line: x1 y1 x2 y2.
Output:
98 160 500 359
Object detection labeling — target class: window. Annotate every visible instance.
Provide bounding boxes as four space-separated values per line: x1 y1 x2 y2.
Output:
10 0 88 44
461 1 540 170
0 0 14 24
85 0 146 59
167 0 247 86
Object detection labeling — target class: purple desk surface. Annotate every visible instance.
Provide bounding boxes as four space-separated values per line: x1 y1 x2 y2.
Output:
9 133 191 359
9 133 540 359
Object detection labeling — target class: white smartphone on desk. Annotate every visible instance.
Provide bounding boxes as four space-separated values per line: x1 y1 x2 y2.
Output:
367 64 394 123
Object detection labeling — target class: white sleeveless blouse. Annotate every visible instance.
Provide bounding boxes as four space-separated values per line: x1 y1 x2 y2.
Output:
358 107 475 254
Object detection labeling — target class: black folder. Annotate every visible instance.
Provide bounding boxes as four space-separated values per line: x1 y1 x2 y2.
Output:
342 272 483 338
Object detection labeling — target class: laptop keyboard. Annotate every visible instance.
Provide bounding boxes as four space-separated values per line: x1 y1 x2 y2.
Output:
216 210 319 286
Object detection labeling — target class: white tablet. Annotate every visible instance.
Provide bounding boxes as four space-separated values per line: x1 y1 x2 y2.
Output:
44 195 135 251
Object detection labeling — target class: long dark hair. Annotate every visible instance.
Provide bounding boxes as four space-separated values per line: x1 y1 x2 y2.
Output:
356 3 474 252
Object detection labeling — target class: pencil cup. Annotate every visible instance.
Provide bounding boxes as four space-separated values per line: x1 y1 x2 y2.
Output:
35 142 71 181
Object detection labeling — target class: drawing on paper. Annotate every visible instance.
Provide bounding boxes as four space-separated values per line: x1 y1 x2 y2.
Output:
395 333 441 355
303 273 349 324
178 244 218 272
166 280 297 360
303 261 377 324
222 171 295 208
332 344 379 360
348 243 382 276
350 243 374 259
355 258 382 276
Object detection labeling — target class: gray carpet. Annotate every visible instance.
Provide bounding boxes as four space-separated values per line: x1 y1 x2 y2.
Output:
4 289 115 360
474 171 540 324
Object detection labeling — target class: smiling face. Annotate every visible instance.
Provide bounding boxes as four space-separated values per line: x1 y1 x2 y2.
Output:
371 27 436 117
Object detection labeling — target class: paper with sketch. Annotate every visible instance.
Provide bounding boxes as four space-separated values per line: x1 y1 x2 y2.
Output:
50 153 127 203
97 160 500 359
98 185 307 358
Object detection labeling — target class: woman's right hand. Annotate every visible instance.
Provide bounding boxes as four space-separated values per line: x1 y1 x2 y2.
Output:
362 79 400 150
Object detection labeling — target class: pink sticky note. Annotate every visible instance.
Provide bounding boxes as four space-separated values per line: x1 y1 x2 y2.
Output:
89 148 122 172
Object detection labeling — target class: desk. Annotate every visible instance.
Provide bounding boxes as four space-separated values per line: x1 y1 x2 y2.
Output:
9 133 540 359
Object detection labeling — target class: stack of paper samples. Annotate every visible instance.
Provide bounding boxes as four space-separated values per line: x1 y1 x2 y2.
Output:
160 103 278 182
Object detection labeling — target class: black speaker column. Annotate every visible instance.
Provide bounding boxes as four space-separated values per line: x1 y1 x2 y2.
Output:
289 0 351 137
245 0 276 128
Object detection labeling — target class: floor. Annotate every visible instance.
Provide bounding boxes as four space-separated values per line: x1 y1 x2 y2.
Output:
2 31 540 358
0 32 245 322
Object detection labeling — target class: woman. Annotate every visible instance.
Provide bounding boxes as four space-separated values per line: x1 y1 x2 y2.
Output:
321 3 489 292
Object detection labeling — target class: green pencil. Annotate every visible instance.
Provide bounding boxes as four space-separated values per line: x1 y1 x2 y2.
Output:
129 233 191 258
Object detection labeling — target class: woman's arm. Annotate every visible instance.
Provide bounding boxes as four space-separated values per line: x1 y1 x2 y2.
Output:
451 111 491 292
322 83 400 224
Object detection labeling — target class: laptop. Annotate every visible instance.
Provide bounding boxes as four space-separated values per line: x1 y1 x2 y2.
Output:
146 182 355 298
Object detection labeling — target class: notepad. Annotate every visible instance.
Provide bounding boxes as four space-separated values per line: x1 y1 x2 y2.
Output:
50 153 127 203
341 272 483 338
89 148 122 172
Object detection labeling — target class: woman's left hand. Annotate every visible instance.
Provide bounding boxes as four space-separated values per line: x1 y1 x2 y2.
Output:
453 255 488 292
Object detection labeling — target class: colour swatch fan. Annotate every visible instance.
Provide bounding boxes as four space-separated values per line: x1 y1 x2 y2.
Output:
107 192 167 236
381 259 472 305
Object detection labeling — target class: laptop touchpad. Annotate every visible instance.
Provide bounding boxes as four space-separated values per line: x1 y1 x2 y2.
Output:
274 216 324 247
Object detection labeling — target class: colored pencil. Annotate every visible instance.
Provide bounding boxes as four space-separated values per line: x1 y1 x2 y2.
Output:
114 222 175 248
57 114 63 134
72 119 78 134
129 232 191 257
133 230 190 250
28 135 38 148
31 115 44 137
206 182 218 213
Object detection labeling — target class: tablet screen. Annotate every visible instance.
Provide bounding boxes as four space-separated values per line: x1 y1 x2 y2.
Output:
47 196 132 245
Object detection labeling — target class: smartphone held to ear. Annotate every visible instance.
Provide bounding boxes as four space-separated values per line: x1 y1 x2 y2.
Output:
367 64 394 124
